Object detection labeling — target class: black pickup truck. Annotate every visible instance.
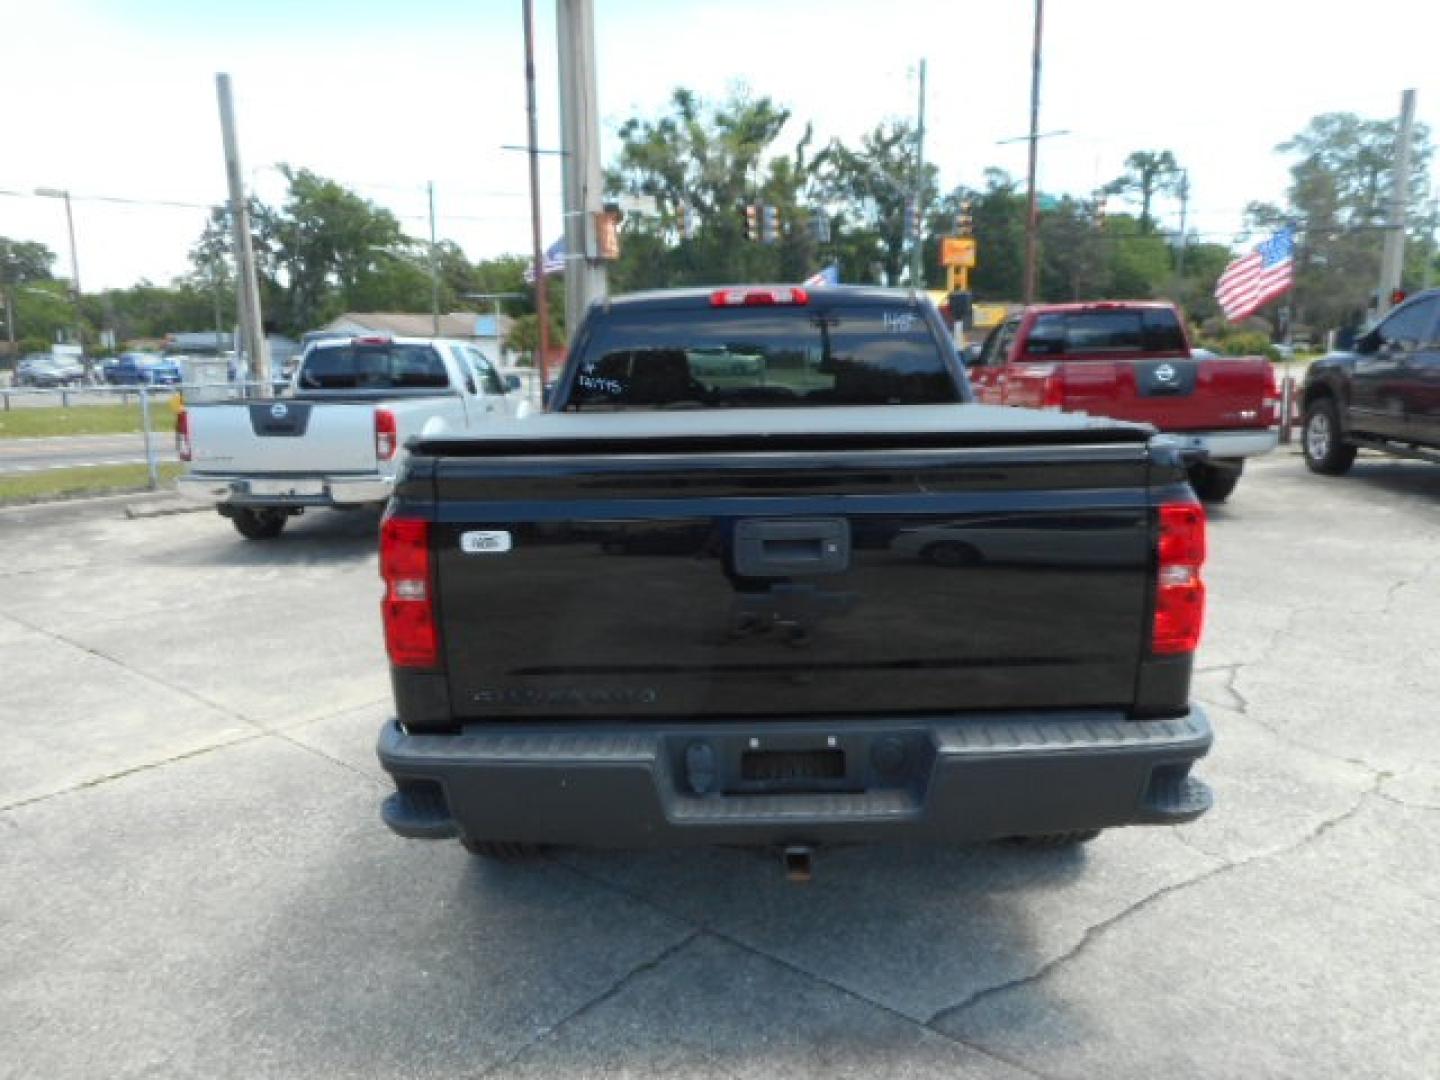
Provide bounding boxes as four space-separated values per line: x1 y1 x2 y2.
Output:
376 286 1213 867
1301 287 1440 474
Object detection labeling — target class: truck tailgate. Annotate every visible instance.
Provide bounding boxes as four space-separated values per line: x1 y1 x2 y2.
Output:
416 414 1160 722
1015 357 1273 431
189 401 378 473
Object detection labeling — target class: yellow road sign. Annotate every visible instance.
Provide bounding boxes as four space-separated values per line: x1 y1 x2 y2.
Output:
940 236 976 268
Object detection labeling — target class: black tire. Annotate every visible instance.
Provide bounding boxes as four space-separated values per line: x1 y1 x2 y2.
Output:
920 539 980 567
230 507 288 540
1187 461 1243 503
1302 398 1357 475
460 839 543 861
1004 830 1102 849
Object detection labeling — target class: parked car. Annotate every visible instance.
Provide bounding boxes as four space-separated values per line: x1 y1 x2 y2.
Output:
105 352 182 386
176 335 531 539
967 301 1278 501
1301 288 1440 474
375 285 1214 866
15 353 85 388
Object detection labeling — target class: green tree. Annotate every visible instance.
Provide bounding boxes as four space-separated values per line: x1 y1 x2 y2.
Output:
607 87 797 286
817 120 936 286
1104 150 1181 234
505 284 564 367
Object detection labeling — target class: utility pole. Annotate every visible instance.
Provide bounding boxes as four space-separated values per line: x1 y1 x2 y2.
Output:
1377 88 1417 316
909 58 927 288
215 73 270 396
34 188 83 346
557 0 608 334
521 0 551 387
427 181 442 337
1022 0 1045 305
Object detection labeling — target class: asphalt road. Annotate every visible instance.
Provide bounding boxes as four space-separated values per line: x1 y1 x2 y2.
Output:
1 449 1437 1079
0 433 175 474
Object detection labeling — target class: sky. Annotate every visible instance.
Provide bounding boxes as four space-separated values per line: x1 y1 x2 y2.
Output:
2 0 1437 292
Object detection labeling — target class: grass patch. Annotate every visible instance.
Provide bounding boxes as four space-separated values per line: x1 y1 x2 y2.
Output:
0 462 183 505
0 400 179 439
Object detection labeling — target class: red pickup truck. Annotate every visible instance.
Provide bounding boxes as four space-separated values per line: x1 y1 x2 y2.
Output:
968 301 1278 500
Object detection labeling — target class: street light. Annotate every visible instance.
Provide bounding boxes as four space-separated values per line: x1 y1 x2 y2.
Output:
34 187 84 346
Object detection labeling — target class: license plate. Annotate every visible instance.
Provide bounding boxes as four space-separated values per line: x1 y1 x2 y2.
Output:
741 749 846 782
247 479 324 497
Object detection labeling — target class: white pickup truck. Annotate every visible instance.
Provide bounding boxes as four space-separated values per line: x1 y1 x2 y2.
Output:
177 335 530 539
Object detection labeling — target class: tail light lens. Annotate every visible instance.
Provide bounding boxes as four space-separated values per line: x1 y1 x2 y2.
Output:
1263 365 1281 424
380 516 438 668
1153 502 1206 655
175 409 192 462
1041 371 1066 409
375 408 398 461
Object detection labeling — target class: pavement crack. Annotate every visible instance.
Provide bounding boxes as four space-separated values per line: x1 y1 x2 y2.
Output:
548 858 1054 1079
927 775 1383 1032
0 732 265 814
474 929 703 1078
0 608 267 733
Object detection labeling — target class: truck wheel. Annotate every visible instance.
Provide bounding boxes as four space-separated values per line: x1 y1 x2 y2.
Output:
1302 399 1357 475
1005 830 1101 849
1187 461 1243 503
230 507 288 540
460 839 543 861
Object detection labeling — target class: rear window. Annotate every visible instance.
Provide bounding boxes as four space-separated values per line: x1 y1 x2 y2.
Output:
1024 308 1186 357
565 303 959 411
298 344 449 390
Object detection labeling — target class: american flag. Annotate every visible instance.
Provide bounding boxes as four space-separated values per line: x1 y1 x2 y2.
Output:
523 237 567 284
1215 227 1295 323
803 264 839 287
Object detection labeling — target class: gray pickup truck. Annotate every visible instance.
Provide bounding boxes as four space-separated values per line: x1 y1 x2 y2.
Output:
375 286 1213 873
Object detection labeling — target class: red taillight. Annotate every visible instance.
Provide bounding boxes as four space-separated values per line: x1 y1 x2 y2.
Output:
1153 502 1206 655
380 516 438 668
375 408 398 461
1041 371 1066 409
710 287 809 307
1263 365 1281 424
354 334 392 346
175 409 192 462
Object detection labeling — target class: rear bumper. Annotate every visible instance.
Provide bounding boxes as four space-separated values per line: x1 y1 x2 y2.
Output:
177 473 393 507
377 707 1213 848
1170 428 1278 461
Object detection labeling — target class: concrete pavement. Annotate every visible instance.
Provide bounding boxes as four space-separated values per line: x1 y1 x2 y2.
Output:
1 449 1437 1079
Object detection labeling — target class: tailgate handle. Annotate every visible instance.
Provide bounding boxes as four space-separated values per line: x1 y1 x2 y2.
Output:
734 519 850 577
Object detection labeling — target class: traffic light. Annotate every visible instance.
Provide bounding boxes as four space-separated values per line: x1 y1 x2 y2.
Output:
761 204 780 244
957 199 974 236
903 197 917 237
947 290 973 329
741 203 759 241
